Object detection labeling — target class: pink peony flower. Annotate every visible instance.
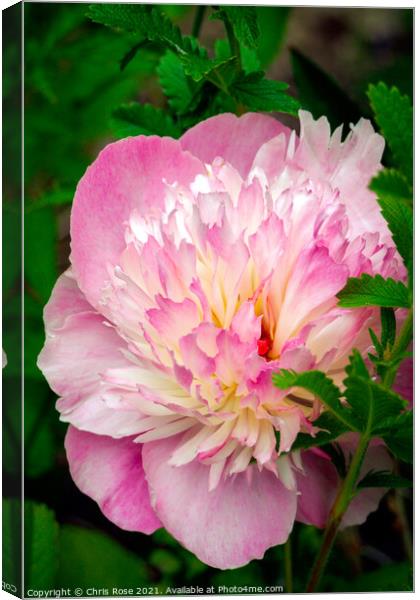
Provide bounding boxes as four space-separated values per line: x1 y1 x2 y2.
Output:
38 111 403 569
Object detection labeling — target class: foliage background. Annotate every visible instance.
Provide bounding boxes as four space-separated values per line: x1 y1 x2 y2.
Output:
2 2 413 594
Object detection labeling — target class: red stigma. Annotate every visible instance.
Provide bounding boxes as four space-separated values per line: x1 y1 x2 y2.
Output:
257 338 270 356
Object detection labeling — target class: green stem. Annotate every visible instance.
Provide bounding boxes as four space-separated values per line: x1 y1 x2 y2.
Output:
191 6 206 38
306 433 370 592
284 537 293 593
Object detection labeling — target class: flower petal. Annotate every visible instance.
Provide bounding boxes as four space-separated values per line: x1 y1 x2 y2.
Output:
71 136 205 308
142 435 297 569
180 113 289 178
65 426 161 533
296 437 393 529
38 271 129 400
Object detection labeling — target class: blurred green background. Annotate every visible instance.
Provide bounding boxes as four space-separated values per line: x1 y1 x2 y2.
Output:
2 3 413 594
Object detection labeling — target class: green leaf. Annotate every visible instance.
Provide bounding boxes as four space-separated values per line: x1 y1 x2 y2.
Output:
87 4 185 53
344 350 406 433
337 274 410 308
370 168 412 204
158 51 203 115
382 410 413 463
112 102 181 138
369 327 383 357
272 370 357 431
230 71 300 115
357 470 412 489
2 498 22 594
290 48 361 131
213 6 260 48
380 307 396 350
58 525 149 589
256 7 291 67
378 194 412 277
368 82 413 183
344 375 406 434
88 4 225 85
24 501 59 590
215 38 260 75
328 562 412 592
183 52 238 85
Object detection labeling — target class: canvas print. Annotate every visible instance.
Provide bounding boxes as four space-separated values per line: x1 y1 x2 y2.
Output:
2 2 413 597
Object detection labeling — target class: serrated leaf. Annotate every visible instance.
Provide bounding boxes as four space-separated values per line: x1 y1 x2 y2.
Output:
230 71 300 115
87 4 185 53
357 470 412 489
370 168 412 204
344 350 406 432
344 375 406 434
382 410 413 463
215 38 260 75
88 5 229 86
345 348 370 380
369 327 383 357
112 102 181 138
24 501 59 590
380 307 396 349
368 82 413 183
290 48 361 131
272 370 357 431
378 195 412 277
213 6 260 48
158 51 203 115
183 52 238 84
337 274 410 308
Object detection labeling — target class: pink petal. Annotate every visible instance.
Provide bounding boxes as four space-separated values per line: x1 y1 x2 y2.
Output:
273 245 349 353
179 333 216 379
231 301 261 345
296 437 393 529
38 271 147 437
43 269 93 331
341 436 393 528
142 435 297 569
65 426 161 533
38 272 129 400
393 354 413 408
296 111 388 241
146 296 201 345
70 136 205 308
180 113 289 178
